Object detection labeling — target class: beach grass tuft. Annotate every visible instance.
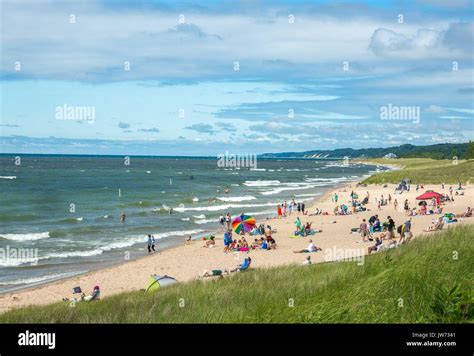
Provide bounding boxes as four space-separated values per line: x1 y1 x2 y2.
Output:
0 224 472 323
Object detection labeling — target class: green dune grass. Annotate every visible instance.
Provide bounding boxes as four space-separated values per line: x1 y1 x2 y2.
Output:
0 225 472 323
362 158 474 185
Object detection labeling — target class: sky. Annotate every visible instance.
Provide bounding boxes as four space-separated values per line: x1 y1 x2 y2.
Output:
0 0 473 155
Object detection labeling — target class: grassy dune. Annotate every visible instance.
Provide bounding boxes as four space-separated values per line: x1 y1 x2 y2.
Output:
362 158 474 184
0 225 472 323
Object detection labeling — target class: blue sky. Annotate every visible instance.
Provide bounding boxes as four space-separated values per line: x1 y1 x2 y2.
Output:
0 0 473 155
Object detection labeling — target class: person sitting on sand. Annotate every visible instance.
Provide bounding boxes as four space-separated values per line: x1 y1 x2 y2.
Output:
203 236 215 248
293 240 322 253
238 237 250 252
63 285 100 303
251 238 259 249
230 257 252 273
456 207 472 218
266 236 277 250
370 218 381 233
303 255 312 265
304 222 313 236
233 239 242 251
424 217 444 232
368 237 382 254
200 269 229 278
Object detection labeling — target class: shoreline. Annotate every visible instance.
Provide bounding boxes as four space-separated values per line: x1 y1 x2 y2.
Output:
3 163 472 313
0 179 351 297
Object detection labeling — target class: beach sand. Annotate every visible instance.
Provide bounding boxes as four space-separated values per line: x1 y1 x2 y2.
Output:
1 182 472 313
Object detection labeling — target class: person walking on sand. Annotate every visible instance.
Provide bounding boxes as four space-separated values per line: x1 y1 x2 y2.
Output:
151 235 156 253
394 198 398 211
404 199 409 216
147 234 152 254
360 219 370 242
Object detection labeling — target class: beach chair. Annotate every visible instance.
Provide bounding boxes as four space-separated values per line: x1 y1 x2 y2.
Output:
239 258 251 271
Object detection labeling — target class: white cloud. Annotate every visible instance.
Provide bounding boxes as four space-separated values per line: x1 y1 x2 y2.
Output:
369 22 473 58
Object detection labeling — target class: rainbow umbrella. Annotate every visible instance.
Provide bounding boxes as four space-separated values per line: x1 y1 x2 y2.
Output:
232 214 256 233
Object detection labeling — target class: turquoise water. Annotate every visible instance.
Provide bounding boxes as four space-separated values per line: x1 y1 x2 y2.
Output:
0 155 385 292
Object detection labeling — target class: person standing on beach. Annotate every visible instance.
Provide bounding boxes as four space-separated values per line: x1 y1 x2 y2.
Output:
360 219 370 242
387 216 395 240
151 235 156 253
404 199 409 216
277 204 282 218
225 213 231 230
301 202 306 215
147 234 152 254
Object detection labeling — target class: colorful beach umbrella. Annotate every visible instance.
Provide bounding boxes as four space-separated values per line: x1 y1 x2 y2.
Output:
232 214 256 233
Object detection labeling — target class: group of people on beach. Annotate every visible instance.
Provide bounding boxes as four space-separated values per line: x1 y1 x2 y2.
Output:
358 214 413 253
147 234 157 253
277 200 306 217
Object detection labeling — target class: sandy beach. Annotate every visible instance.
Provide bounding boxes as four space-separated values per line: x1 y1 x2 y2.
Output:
1 181 472 313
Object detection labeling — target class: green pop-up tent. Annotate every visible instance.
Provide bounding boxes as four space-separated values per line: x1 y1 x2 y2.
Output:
145 275 177 293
